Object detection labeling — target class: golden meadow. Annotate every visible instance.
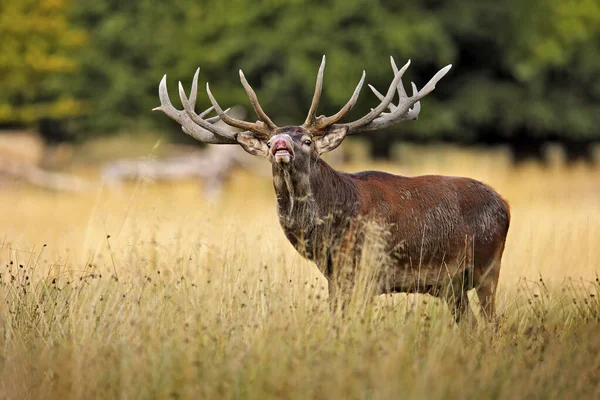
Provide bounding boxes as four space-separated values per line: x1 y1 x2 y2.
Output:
0 142 599 399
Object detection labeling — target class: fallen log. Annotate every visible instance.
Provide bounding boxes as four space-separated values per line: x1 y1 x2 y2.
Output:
0 159 91 192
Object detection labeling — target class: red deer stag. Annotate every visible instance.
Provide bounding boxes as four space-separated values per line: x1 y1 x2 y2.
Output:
153 56 510 323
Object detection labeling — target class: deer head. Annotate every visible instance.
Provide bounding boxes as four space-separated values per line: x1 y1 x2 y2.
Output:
153 56 452 170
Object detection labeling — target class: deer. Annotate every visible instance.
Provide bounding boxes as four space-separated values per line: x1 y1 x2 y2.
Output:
153 56 510 324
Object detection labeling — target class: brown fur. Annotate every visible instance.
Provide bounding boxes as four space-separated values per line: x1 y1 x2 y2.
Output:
268 127 510 322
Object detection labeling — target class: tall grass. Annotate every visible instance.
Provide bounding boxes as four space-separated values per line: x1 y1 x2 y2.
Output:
0 145 599 399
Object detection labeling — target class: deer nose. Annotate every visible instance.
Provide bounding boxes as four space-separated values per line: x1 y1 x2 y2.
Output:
271 138 291 154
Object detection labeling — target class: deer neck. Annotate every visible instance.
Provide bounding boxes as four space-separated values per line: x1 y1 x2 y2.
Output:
272 158 360 257
272 160 318 223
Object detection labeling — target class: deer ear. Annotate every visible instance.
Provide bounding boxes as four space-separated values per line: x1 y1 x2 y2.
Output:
236 132 269 158
314 126 349 155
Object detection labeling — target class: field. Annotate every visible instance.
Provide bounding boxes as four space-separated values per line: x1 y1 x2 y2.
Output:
0 143 599 399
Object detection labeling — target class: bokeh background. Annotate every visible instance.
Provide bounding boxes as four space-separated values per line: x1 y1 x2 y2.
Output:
1 0 599 163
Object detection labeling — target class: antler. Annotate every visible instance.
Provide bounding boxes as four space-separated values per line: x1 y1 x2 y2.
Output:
339 57 452 133
206 77 275 139
239 70 278 133
156 58 450 144
154 68 278 143
302 56 451 135
153 68 237 144
303 56 366 134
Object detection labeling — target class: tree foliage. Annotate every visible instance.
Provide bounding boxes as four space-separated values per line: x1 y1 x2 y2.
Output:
2 0 599 145
68 0 454 135
0 0 86 126
435 0 600 142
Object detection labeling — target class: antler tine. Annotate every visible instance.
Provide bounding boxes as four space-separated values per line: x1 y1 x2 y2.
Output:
341 58 411 131
390 56 408 100
368 84 395 111
404 82 421 120
346 63 452 133
381 65 451 123
178 81 237 142
199 105 215 119
153 73 237 144
188 67 199 109
303 55 326 127
312 70 366 132
187 69 225 123
367 56 409 112
340 60 451 134
412 64 452 101
181 105 227 135
369 81 418 118
238 70 277 130
206 82 272 138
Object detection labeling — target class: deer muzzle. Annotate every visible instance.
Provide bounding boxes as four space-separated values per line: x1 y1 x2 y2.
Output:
271 137 294 164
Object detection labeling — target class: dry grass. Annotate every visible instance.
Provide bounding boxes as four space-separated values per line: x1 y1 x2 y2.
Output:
0 144 599 399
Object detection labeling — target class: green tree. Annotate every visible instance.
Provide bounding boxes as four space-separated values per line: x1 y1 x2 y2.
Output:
68 0 600 156
434 0 600 143
0 0 86 126
69 0 454 136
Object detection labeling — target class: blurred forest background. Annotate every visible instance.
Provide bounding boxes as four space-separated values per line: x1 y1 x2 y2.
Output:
1 0 599 163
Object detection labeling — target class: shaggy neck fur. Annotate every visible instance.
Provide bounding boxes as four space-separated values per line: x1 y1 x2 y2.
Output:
272 158 360 261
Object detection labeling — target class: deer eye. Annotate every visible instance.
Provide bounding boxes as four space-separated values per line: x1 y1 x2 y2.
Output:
303 139 312 146
266 142 271 148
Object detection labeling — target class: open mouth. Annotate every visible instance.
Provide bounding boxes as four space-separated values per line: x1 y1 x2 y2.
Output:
274 148 291 156
271 141 294 163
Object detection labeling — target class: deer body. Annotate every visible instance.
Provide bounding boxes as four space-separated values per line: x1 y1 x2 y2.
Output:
154 55 510 322
271 130 509 319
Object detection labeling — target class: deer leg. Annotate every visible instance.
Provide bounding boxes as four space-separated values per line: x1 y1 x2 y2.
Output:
325 247 359 315
445 287 470 324
443 266 474 325
474 259 501 324
476 282 497 322
328 279 355 317
325 256 343 314
327 279 340 312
